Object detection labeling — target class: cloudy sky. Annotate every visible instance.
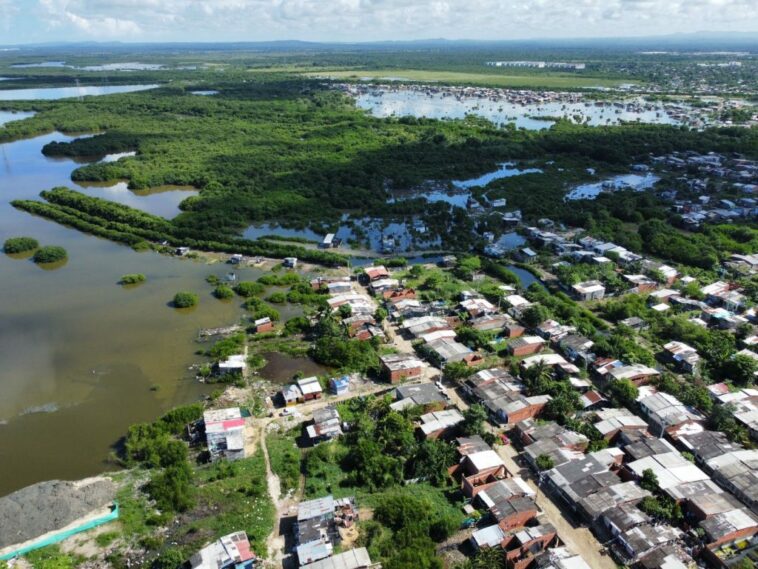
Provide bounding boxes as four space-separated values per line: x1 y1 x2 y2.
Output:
0 0 756 44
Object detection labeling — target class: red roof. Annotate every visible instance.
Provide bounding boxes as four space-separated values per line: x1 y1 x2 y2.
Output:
236 539 254 561
219 418 246 430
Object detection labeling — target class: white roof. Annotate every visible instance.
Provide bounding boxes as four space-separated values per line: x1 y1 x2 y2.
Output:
420 329 457 344
204 408 242 423
467 450 505 472
521 353 569 368
419 409 464 435
628 453 710 490
297 376 323 395
218 354 246 370
471 524 506 549
573 280 605 294
505 294 531 307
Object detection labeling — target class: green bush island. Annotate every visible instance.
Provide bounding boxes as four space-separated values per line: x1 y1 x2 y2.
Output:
32 245 67 264
3 236 38 254
173 291 198 308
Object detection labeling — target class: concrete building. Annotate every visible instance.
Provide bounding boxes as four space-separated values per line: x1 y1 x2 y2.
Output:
418 409 464 439
572 280 606 301
190 531 257 569
392 382 446 411
204 408 246 462
380 353 424 384
508 336 546 357
297 376 323 402
307 407 342 444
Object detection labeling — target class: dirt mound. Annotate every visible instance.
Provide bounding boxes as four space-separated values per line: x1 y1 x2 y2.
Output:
0 477 116 548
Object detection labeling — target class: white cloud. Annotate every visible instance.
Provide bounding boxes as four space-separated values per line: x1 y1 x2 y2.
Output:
30 0 758 41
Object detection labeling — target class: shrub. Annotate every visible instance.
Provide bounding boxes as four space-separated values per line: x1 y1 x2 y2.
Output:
32 245 67 264
234 281 265 297
536 454 554 471
213 285 235 299
119 273 147 285
3 236 38 254
267 291 287 304
173 291 198 308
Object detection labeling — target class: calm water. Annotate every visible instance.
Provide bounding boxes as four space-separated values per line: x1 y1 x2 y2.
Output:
356 90 681 130
76 181 197 219
505 264 540 288
0 84 158 101
258 352 330 383
10 62 163 72
0 110 34 126
452 163 543 189
565 173 660 200
0 132 250 496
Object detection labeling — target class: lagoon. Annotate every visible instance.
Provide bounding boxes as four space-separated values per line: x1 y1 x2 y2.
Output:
0 131 245 496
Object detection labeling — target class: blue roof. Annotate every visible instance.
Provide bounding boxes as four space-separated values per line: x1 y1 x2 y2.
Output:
330 376 350 386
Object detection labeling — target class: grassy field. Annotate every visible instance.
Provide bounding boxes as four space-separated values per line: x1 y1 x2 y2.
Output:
307 68 628 89
266 427 302 494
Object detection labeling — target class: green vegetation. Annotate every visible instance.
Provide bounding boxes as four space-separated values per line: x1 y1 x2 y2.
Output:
5 72 753 260
310 69 626 89
361 485 463 569
535 454 555 471
234 281 265 297
212 284 235 299
3 236 38 254
266 428 301 493
243 296 280 321
119 273 147 285
114 402 274 565
172 291 198 308
32 245 67 264
23 545 83 569
207 332 245 361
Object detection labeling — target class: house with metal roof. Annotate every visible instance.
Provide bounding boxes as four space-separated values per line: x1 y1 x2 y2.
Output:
189 531 257 569
204 408 246 462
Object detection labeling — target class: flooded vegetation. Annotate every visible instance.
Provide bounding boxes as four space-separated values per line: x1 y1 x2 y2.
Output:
0 110 34 126
257 352 330 383
345 83 713 129
565 172 661 200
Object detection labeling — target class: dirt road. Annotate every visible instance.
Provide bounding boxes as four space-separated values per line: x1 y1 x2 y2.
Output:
495 444 616 569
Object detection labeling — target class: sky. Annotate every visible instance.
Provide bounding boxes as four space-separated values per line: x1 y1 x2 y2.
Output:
0 0 757 45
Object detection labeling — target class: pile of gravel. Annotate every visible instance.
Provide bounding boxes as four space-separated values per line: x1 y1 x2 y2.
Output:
0 477 116 548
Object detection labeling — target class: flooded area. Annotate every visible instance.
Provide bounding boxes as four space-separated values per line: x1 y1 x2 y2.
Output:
76 181 198 218
257 352 330 383
0 110 34 126
565 172 660 200
452 163 543 189
10 62 163 72
243 164 542 254
0 84 159 101
190 90 219 96
346 84 694 130
0 131 248 496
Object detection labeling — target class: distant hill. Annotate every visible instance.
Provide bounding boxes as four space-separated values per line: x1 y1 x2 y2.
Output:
2 32 756 54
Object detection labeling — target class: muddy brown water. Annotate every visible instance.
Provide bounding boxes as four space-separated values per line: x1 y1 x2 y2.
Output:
0 131 261 496
257 352 330 383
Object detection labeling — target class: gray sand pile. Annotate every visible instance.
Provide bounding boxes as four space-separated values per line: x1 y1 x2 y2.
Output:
0 477 116 548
